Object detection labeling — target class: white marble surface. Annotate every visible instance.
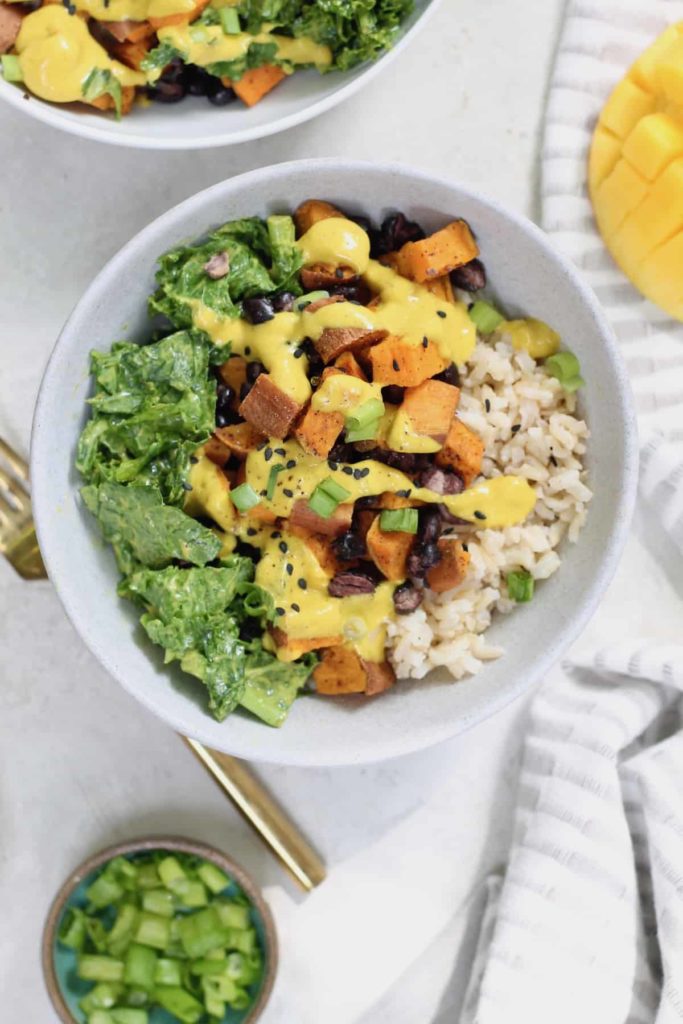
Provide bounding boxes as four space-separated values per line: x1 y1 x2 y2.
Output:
3 0 681 1019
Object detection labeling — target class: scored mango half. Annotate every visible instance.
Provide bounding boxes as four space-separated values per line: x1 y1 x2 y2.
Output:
588 22 683 321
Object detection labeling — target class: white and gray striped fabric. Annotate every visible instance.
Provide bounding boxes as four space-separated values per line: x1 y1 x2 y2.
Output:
462 4 683 1021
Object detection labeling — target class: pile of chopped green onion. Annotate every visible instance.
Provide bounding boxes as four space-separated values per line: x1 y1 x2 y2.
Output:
344 398 385 443
58 851 264 1024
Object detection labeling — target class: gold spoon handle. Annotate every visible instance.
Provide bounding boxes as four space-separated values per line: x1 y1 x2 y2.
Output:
182 736 326 891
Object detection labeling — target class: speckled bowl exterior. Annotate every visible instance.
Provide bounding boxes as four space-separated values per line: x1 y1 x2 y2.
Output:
42 836 278 1024
0 1 439 150
31 159 638 766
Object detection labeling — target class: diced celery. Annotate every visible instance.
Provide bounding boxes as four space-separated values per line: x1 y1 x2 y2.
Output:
152 986 203 1024
215 902 250 931
157 856 187 890
141 889 174 919
178 907 228 958
58 907 87 950
197 861 230 895
219 5 239 33
77 955 125 983
134 913 171 951
154 957 183 987
124 943 157 990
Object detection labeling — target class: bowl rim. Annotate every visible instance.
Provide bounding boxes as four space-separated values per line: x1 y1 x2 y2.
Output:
31 158 639 765
0 0 442 150
41 835 278 1024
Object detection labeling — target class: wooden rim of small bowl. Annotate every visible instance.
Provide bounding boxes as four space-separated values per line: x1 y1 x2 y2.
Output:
42 835 278 1024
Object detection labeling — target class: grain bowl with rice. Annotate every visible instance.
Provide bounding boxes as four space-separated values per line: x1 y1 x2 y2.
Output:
74 196 591 727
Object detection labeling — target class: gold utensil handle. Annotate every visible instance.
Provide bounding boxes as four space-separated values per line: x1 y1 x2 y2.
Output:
182 736 326 892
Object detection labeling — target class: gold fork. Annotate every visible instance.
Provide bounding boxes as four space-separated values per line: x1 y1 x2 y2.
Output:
0 438 325 891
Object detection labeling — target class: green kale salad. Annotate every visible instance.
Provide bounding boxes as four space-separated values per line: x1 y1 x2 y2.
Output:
2 0 416 119
76 215 313 729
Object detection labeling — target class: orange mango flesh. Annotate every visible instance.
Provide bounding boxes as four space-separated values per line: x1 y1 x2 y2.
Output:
588 22 683 321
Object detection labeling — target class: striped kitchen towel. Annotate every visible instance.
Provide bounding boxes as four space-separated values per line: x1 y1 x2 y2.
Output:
462 4 683 1022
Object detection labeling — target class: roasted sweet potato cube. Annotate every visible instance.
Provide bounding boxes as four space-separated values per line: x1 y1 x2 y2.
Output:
290 499 353 538
89 86 135 116
314 326 387 364
305 294 346 315
368 336 448 386
313 646 369 695
230 65 286 106
238 374 301 439
394 220 479 282
436 419 484 486
217 355 248 397
271 629 342 660
111 38 151 70
366 516 414 582
294 200 346 237
301 263 358 290
294 405 344 459
423 275 456 304
204 434 232 467
333 352 367 379
364 659 396 696
426 538 471 593
401 379 460 444
214 422 266 459
289 524 343 575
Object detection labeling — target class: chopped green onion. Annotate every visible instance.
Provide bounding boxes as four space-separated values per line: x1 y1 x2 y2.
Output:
59 907 87 951
133 913 170 951
468 300 504 335
111 1010 149 1024
345 398 385 432
307 487 338 519
123 944 157 991
266 463 285 501
141 889 173 919
88 1012 115 1024
215 902 250 930
506 569 534 602
197 861 230 895
267 213 296 250
545 350 585 392
230 987 251 1010
79 982 124 1014
203 986 226 1018
78 955 125 984
135 864 160 890
345 420 381 443
173 879 208 909
1 54 22 82
224 927 257 954
319 477 351 503
219 6 240 33
82 68 123 120
86 873 125 909
296 290 329 311
230 482 260 512
152 987 203 1024
154 958 183 987
379 508 419 534
107 904 139 956
157 856 186 890
177 906 227 959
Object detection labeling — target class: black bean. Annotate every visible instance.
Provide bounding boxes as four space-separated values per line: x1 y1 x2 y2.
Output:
215 384 235 427
239 381 251 402
349 214 374 234
419 507 441 545
207 86 236 107
272 292 295 312
393 582 424 614
246 360 265 383
242 297 274 324
370 212 426 258
450 258 487 293
328 571 377 598
185 65 215 96
329 281 373 306
418 466 465 495
434 363 461 387
381 385 404 405
147 81 186 104
370 449 419 473
333 531 367 561
407 542 441 581
437 504 470 526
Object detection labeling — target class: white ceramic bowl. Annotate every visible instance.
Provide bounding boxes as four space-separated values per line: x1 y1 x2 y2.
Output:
32 160 638 766
0 1 438 149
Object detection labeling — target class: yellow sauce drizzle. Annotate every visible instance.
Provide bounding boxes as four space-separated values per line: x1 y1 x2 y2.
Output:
16 7 144 105
156 25 332 73
296 218 370 274
311 374 382 415
386 408 442 454
73 0 195 23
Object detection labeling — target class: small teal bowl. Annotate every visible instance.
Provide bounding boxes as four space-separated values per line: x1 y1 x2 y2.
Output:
42 837 278 1024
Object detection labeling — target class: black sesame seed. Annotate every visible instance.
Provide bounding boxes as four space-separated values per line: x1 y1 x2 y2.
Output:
359 468 370 478
328 460 338 471
484 399 491 413
189 455 199 464
293 348 304 359
264 447 273 461
550 454 558 467
298 578 307 590
511 424 521 434
283 488 294 498
245 346 251 356
278 541 288 554
422 336 429 348
257 440 268 451
275 607 285 616
474 510 487 520
247 527 257 537
396 488 411 498
342 466 354 476
275 448 286 456
286 563 294 576
286 459 296 469
462 543 469 552
392 359 400 371
437 310 447 319
353 469 363 479
335 268 344 279
259 490 267 497
291 603 301 613
182 481 192 491
271 531 281 539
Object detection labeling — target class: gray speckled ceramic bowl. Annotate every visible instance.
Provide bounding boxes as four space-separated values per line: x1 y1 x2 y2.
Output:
31 160 638 766
42 836 278 1024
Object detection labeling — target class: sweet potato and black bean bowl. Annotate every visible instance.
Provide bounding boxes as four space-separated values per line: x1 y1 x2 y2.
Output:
31 163 636 765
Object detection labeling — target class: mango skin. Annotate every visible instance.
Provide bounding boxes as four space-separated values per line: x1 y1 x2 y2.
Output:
588 23 683 321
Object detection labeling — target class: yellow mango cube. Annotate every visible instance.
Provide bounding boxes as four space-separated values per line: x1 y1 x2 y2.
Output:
589 22 683 320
